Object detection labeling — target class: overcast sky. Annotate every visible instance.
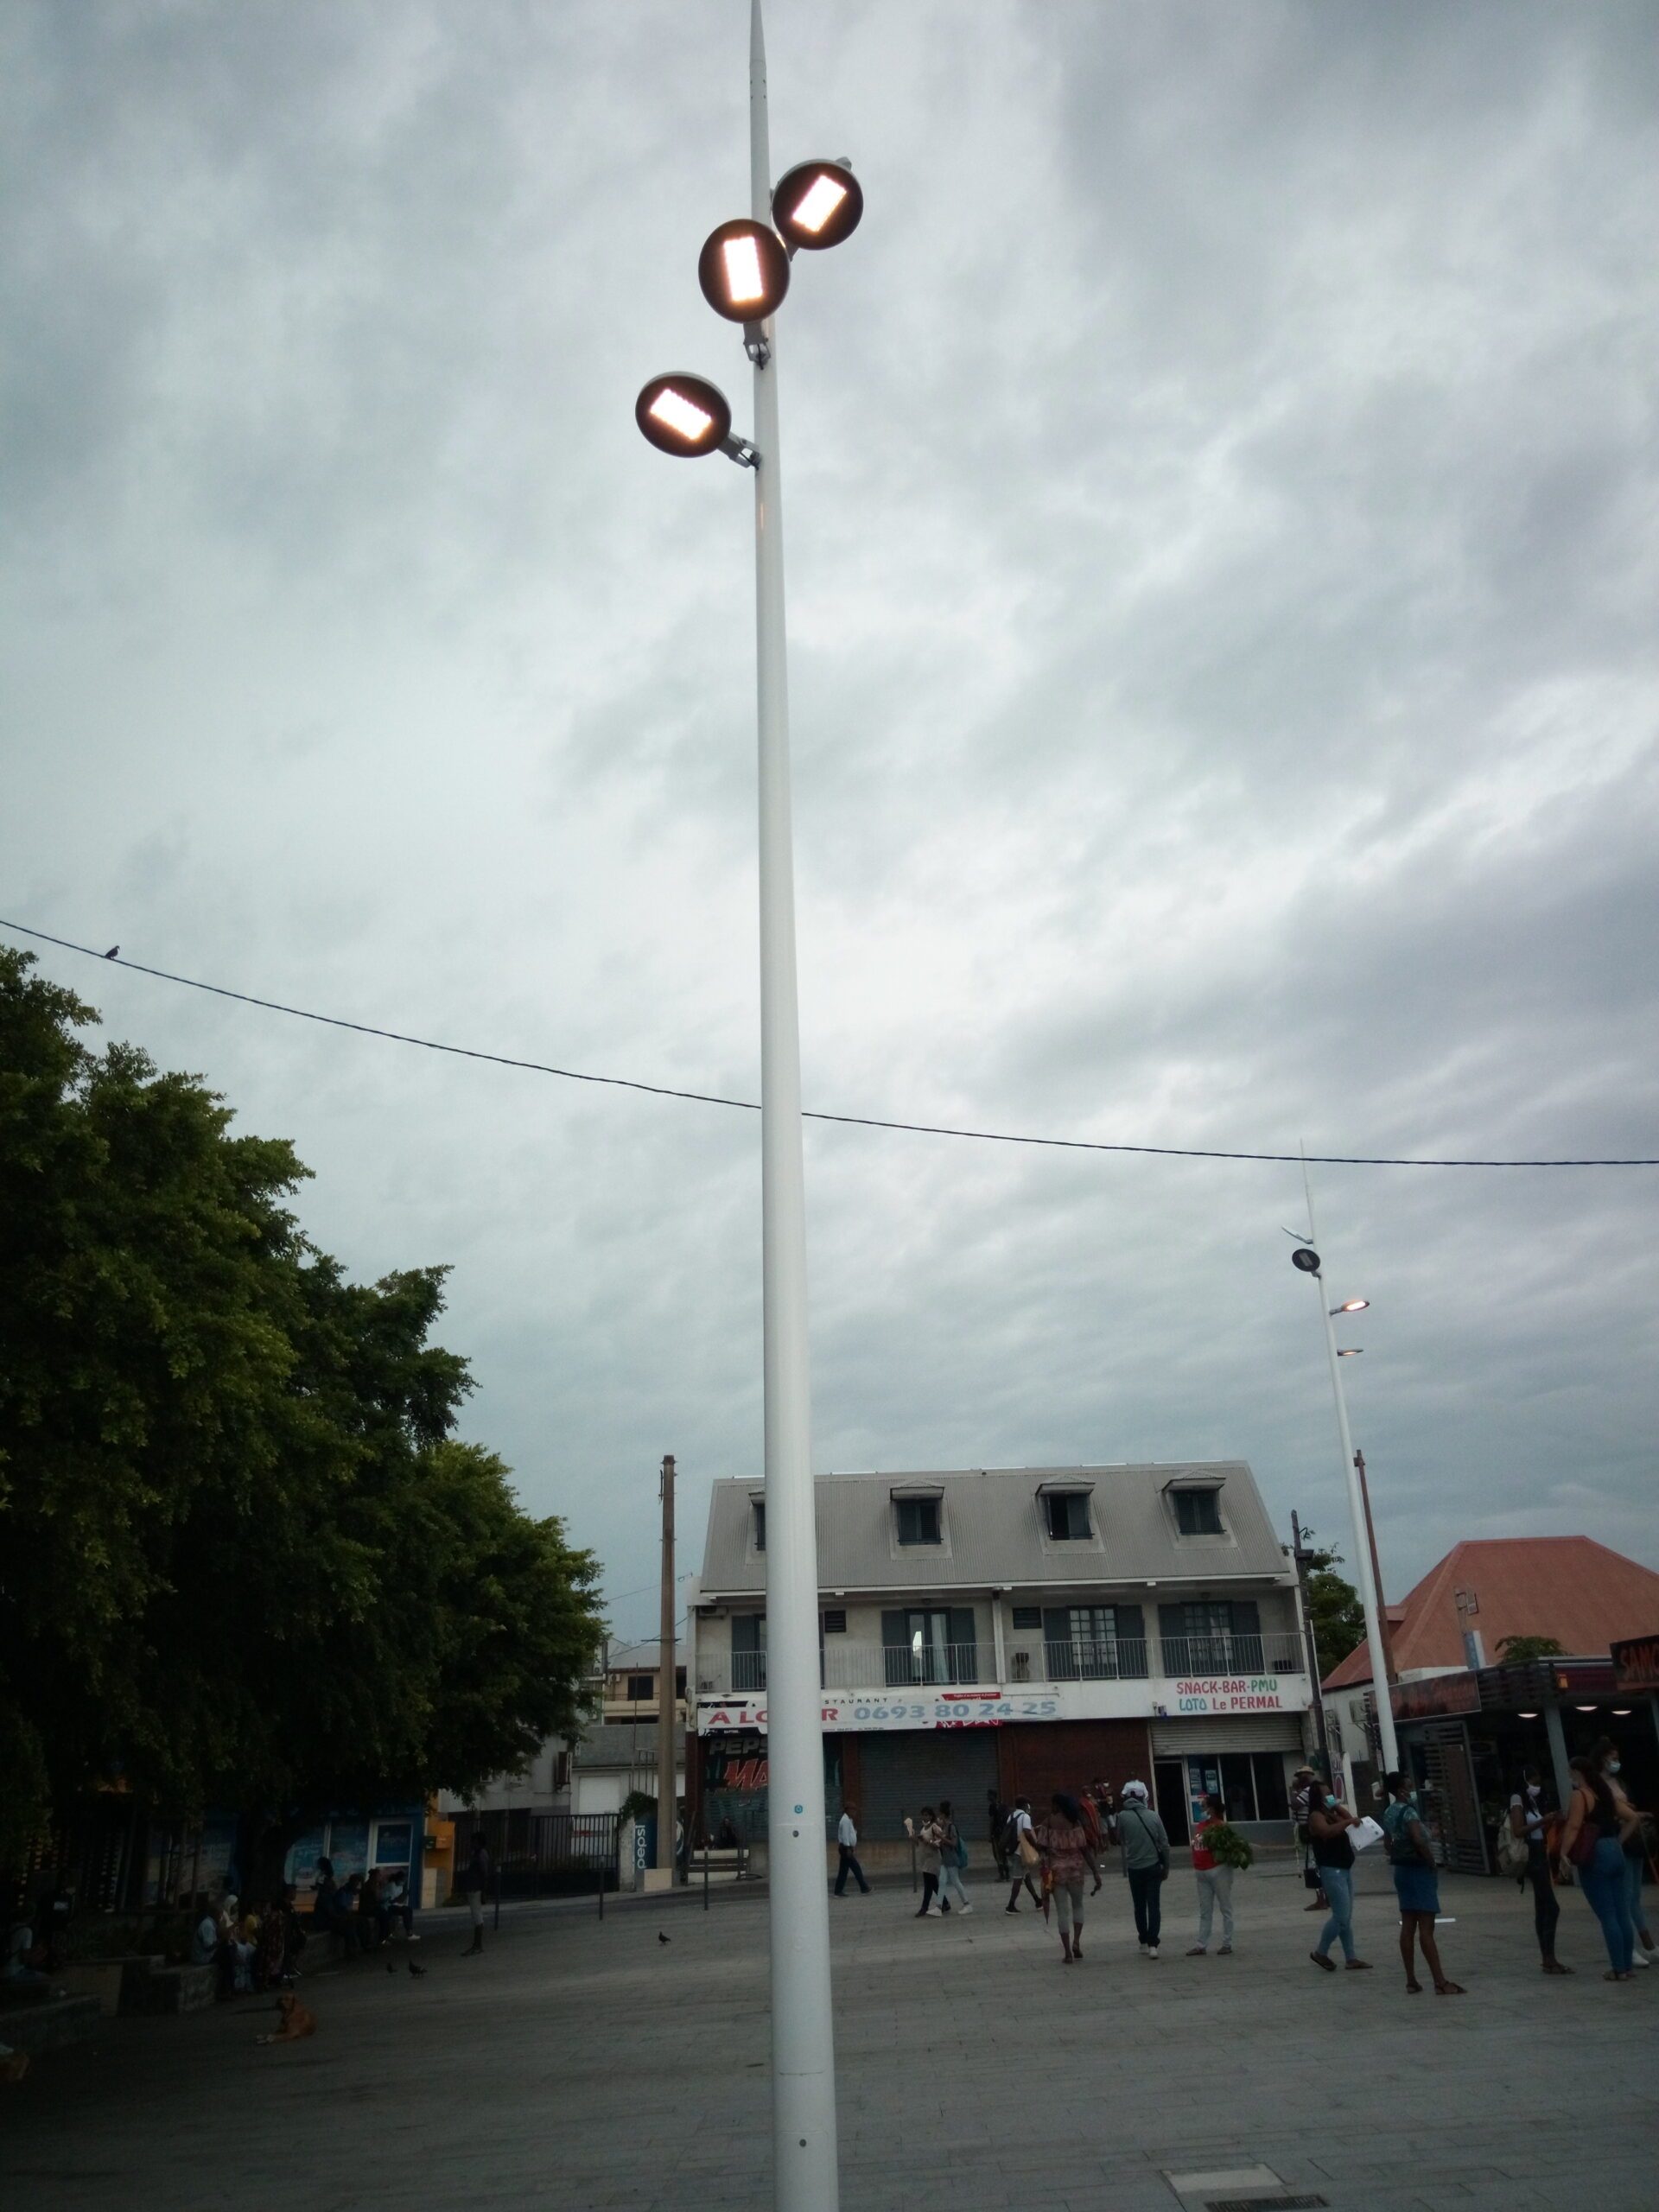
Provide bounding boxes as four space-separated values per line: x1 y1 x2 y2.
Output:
4 1 1656 1643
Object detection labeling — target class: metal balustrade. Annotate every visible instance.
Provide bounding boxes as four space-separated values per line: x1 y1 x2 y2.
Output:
696 1628 1306 1696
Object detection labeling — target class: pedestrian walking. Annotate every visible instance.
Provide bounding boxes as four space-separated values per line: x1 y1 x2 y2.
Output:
1117 1780 1170 1957
1593 1737 1658 1969
1507 1766 1568 1975
1033 1793 1100 1964
987 1789 1011 1882
1187 1794 1236 1956
908 1808 945 1916
1306 1788 1370 1974
834 1804 871 1897
1382 1771 1463 1996
936 1799 973 1914
1005 1797 1043 1914
1291 1765 1327 1912
1557 1753 1640 1980
1089 1777 1118 1846
461 1832 492 1956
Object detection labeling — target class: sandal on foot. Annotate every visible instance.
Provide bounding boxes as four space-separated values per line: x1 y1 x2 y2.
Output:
1404 1980 1422 1993
1309 1950 1335 1973
1344 1958 1373 1971
1434 1981 1465 1995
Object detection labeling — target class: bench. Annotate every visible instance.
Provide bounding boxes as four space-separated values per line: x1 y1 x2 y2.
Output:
0 1994 102 2055
119 1961 216 2015
690 1846 751 1882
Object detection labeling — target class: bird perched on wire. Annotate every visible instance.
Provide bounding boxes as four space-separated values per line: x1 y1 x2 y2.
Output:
408 1958 427 1979
104 945 119 959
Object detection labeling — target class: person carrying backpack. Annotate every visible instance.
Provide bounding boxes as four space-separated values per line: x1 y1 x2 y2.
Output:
936 1798 972 1914
1382 1771 1463 1996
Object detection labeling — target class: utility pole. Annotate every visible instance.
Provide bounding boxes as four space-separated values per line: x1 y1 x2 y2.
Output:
1352 1450 1396 1691
656 1453 677 1881
1290 1510 1332 1779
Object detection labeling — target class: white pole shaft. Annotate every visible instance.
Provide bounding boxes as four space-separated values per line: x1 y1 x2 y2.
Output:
748 7 839 2209
1304 1171 1400 1778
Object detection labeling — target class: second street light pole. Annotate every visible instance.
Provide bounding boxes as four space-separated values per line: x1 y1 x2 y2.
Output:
747 8 839 2209
1299 1166 1400 1783
656 1454 677 1882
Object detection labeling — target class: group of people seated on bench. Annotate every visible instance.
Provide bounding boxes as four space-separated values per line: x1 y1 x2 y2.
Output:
189 1886 307 1994
307 1857 418 1955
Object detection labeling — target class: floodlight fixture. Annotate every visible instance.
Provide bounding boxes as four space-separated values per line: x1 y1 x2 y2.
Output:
634 374 756 467
1292 1247 1321 1274
1336 1347 1363 1357
698 218 791 321
1332 1298 1370 1314
772 158 864 251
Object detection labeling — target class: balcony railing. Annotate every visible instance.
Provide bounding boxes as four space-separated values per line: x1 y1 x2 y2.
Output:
698 1630 1306 1698
1160 1633 1305 1677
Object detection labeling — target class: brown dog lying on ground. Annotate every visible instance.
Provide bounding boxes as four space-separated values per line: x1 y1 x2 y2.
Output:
256 1992 317 2045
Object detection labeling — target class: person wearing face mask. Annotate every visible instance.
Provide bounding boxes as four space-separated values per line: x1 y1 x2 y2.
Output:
1593 1738 1657 1968
1382 1771 1464 1996
1507 1765 1568 1974
1306 1787 1370 1975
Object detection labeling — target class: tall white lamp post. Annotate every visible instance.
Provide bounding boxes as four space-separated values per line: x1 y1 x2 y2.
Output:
635 10 860 2207
1291 1177 1400 1783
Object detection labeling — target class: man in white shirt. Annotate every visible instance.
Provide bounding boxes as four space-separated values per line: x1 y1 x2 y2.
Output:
834 1805 870 1896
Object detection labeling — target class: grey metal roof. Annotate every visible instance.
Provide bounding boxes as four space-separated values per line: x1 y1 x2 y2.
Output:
574 1722 671 1767
697 1463 1292 1596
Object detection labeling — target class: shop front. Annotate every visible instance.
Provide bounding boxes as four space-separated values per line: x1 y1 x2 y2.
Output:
1146 1714 1301 1846
283 1806 424 1905
1392 1656 1659 1874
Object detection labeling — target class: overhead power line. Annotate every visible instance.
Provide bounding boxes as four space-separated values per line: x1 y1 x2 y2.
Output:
3 916 1654 1169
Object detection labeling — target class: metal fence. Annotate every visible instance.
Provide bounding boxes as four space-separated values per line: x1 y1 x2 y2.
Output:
465 1810 620 1899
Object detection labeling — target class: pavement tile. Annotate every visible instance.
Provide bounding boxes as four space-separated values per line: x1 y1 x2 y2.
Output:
2 1866 1655 2212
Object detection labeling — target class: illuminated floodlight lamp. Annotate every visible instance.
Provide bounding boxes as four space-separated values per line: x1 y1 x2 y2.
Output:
635 373 734 459
697 219 791 321
1336 1347 1363 1357
1332 1298 1370 1314
772 158 864 251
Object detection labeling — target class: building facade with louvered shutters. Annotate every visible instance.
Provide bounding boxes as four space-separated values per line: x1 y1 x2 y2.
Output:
687 1463 1315 1864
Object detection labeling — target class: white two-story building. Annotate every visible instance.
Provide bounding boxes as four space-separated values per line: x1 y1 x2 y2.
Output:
687 1462 1314 1853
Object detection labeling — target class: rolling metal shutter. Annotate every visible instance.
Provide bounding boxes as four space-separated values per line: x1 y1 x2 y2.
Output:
855 1730 999 1845
1149 1715 1305 1755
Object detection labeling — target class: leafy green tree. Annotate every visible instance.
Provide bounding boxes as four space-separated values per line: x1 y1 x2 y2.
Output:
1496 1634 1564 1663
0 947 602 1870
1296 1531 1368 1679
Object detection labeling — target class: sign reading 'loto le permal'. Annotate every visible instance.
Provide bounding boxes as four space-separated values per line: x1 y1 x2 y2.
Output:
1611 1634 1659 1694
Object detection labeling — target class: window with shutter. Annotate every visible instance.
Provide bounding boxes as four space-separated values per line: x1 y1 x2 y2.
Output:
1044 1491 1092 1541
1174 1488 1224 1535
894 1497 942 1546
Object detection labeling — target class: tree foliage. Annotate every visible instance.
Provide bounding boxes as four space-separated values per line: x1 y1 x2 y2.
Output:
0 949 602 1861
1297 1531 1368 1678
1496 1634 1565 1663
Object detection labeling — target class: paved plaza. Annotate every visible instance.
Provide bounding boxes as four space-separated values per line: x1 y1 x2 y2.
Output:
2 1855 1653 2212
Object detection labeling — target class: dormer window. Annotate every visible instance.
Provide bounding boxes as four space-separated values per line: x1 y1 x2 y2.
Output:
894 1495 941 1546
1174 1487 1223 1535
750 1493 766 1552
1044 1491 1092 1541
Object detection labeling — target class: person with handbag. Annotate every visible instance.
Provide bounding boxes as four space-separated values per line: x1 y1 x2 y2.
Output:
1291 1766 1328 1912
1506 1766 1568 1975
1557 1753 1640 1980
907 1808 945 1918
1005 1797 1043 1914
1116 1780 1170 1958
1381 1771 1464 1995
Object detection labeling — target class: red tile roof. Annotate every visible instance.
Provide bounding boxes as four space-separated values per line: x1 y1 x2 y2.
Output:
1322 1535 1659 1690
